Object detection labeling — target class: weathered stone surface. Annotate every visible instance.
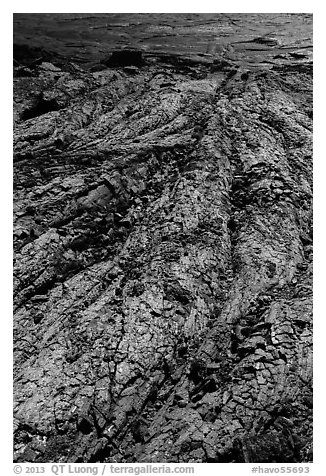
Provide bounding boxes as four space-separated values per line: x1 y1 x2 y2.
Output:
13 14 312 464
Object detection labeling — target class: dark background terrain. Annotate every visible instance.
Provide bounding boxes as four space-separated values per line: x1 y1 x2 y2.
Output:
14 13 312 68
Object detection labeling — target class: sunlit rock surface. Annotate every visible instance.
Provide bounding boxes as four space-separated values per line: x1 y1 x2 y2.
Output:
13 13 312 463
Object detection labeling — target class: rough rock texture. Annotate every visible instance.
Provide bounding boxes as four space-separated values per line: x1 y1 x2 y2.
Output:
14 14 312 464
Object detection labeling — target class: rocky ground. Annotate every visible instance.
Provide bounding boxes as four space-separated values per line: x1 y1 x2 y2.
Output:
13 14 312 463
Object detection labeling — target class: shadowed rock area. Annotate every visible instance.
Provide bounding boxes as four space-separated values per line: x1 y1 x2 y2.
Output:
13 13 312 463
